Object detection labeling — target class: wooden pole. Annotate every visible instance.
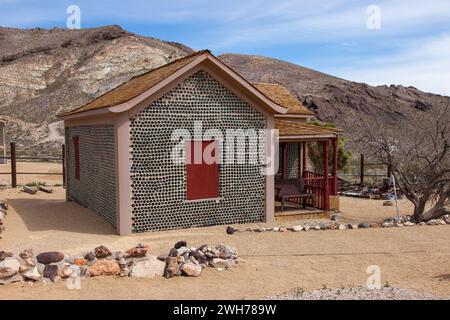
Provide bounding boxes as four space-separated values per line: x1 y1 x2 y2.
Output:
323 141 330 210
62 144 66 187
360 154 365 185
332 137 338 196
10 142 16 188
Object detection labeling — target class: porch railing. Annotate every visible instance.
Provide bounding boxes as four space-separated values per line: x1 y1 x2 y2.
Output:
302 171 337 210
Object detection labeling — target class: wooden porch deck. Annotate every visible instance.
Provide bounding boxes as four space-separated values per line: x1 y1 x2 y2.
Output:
274 201 330 223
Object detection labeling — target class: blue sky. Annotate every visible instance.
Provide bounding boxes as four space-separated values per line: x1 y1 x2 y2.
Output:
1 0 449 95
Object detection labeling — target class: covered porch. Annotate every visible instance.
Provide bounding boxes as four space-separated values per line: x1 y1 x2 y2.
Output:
275 119 341 221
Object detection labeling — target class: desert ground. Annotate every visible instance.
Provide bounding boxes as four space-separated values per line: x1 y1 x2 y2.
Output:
0 162 63 186
0 187 449 300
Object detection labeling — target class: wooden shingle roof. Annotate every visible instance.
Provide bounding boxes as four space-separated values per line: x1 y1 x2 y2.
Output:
253 83 314 116
62 50 209 116
275 119 340 137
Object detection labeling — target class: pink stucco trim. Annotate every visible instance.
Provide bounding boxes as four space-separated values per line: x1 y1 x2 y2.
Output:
115 112 132 235
59 107 110 121
265 116 275 223
64 113 114 127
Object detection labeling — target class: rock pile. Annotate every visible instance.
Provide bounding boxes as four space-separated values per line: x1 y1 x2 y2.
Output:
160 242 239 278
0 200 7 239
226 221 379 234
381 215 450 228
226 214 450 235
0 242 240 285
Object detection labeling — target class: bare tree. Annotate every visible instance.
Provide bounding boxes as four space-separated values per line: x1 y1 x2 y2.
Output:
353 102 450 222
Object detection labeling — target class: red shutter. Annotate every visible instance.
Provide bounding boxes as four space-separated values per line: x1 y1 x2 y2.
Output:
72 136 80 180
186 140 219 200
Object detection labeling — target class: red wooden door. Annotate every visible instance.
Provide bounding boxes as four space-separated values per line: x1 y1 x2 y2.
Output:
186 140 219 200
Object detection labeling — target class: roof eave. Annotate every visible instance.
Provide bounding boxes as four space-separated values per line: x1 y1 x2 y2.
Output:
57 106 111 121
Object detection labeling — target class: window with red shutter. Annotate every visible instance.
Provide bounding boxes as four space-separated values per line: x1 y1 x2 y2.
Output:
72 136 80 181
186 140 219 200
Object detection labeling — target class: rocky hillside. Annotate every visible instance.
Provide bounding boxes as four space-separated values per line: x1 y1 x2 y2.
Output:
219 54 450 132
0 25 448 156
0 25 192 155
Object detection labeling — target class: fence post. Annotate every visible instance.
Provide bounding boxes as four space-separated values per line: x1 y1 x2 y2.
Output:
360 154 364 185
62 144 66 187
10 142 16 188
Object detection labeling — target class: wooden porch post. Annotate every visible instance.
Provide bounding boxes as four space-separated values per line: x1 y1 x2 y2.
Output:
332 137 338 196
323 141 330 210
302 142 307 177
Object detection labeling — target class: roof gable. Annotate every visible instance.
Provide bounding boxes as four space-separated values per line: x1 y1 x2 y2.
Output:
60 50 287 118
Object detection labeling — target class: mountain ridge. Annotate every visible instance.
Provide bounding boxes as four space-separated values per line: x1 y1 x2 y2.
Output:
0 25 448 156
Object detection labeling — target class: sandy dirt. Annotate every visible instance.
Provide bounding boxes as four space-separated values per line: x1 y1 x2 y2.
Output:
0 162 63 186
0 188 449 300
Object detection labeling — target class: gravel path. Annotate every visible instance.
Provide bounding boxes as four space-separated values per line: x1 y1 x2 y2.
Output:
266 286 445 300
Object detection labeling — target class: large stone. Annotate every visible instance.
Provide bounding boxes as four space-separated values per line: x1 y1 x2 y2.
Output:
130 256 165 278
36 252 64 264
22 267 41 281
226 226 236 234
125 244 149 258
216 245 237 258
94 245 112 258
191 251 208 265
210 258 231 269
338 224 346 230
181 262 202 277
73 258 87 266
0 273 23 284
157 253 168 262
164 256 180 278
0 258 20 274
60 264 81 279
174 241 187 249
176 246 190 256
43 264 59 282
0 267 17 279
87 259 120 277
292 225 303 232
84 251 96 261
358 223 370 229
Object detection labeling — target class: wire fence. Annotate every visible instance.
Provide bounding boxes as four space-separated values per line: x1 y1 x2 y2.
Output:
338 154 390 186
0 143 65 187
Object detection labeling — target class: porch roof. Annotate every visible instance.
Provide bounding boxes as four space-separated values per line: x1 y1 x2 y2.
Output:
253 83 314 116
275 119 341 140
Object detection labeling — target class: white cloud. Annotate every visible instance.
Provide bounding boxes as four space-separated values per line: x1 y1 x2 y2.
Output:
327 34 450 95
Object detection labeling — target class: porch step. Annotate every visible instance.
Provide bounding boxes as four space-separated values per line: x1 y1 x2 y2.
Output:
275 210 330 223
